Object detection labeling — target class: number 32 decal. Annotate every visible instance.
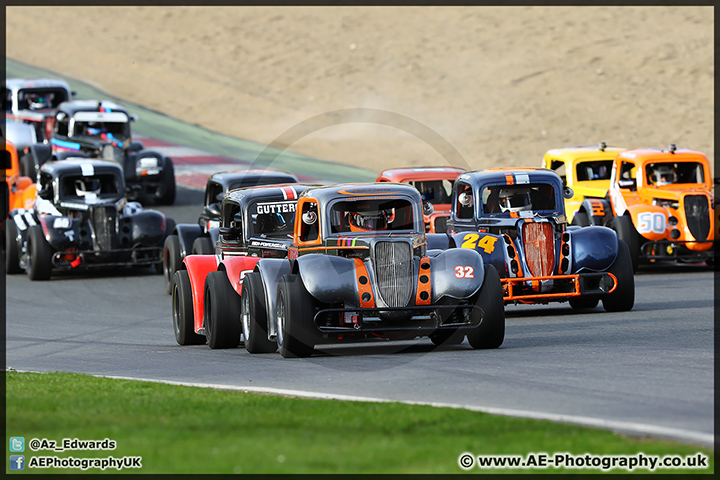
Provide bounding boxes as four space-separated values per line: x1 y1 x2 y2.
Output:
455 265 475 278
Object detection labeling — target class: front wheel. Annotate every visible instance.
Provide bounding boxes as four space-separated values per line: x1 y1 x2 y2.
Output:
204 271 242 349
608 216 640 272
3 221 22 274
276 274 316 358
241 272 277 353
26 225 53 280
466 264 505 349
155 158 176 205
172 270 206 345
163 234 182 295
601 239 635 312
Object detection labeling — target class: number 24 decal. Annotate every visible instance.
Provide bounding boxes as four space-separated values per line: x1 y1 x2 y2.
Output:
461 233 498 254
455 266 475 278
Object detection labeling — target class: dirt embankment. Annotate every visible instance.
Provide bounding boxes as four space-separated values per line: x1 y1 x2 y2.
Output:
6 6 714 173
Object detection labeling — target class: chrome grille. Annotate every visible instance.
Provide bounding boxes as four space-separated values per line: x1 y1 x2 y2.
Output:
684 195 710 241
92 206 118 250
374 241 413 308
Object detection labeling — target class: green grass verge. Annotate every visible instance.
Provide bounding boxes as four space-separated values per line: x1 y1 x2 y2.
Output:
5 371 713 474
5 58 376 184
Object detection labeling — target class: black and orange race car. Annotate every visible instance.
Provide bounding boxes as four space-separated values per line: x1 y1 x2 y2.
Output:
571 145 716 270
429 168 634 311
161 168 298 294
376 166 465 233
195 182 505 358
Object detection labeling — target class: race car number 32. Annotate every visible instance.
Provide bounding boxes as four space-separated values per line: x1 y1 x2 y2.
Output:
455 266 475 278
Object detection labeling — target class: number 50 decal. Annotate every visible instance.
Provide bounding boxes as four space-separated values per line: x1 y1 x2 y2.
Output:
461 233 498 254
636 212 666 234
454 266 475 278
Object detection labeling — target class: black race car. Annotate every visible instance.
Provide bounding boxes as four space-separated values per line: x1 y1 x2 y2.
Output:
3 158 174 280
161 168 299 294
21 100 176 205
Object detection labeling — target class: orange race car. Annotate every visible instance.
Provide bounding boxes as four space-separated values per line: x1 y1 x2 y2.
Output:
572 144 716 270
376 166 465 233
2 136 37 221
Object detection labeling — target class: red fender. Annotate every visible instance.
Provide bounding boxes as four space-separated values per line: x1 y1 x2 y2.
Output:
184 254 219 334
220 256 261 295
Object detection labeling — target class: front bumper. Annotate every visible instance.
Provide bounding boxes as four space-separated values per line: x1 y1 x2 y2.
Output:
51 246 162 270
502 272 617 304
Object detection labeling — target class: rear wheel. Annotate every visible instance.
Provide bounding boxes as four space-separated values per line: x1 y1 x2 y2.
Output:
602 239 635 312
204 271 242 349
163 234 181 294
608 216 640 272
3 220 22 274
172 270 205 345
466 264 505 349
26 225 53 280
192 236 214 255
571 211 590 227
242 273 277 353
276 274 316 358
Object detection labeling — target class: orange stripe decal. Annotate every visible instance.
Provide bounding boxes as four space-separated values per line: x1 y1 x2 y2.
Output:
415 256 432 305
354 258 375 308
505 173 514 185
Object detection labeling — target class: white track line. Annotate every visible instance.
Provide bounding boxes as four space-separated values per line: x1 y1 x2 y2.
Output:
14 369 710 448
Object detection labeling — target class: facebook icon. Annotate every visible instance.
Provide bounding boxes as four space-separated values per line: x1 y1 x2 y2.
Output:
9 455 25 470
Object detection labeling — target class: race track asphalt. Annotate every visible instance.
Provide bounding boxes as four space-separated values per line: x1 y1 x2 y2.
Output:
6 186 714 447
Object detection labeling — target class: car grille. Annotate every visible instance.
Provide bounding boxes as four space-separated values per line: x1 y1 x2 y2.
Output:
374 241 413 308
522 222 555 277
684 195 710 242
92 206 118 250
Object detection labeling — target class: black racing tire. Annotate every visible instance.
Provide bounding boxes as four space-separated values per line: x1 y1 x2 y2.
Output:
155 158 176 206
26 225 53 281
429 329 465 346
276 274 316 358
20 153 37 180
466 264 505 349
241 272 277 354
192 236 214 255
608 215 640 272
3 220 22 274
163 234 182 295
571 211 590 227
204 270 242 349
602 239 635 312
172 270 206 345
569 297 599 309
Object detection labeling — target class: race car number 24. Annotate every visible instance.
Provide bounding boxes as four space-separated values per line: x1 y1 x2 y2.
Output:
461 233 498 254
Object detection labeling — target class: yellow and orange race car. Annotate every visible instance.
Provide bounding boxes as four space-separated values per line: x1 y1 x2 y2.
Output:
542 142 627 224
376 166 465 233
572 144 716 270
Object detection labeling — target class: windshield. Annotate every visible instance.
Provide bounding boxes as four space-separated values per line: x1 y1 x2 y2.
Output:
248 200 297 238
329 198 416 233
16 88 68 111
575 160 612 181
481 183 557 214
59 173 123 202
73 120 130 140
645 161 706 186
405 179 454 203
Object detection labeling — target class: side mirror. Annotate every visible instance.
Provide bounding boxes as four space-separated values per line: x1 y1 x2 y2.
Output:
130 114 139 122
618 179 636 190
423 201 434 216
204 202 221 217
563 186 574 199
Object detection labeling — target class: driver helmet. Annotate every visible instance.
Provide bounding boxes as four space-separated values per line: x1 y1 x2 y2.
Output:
86 122 106 136
74 178 102 197
652 164 676 186
347 201 391 232
27 93 49 110
498 187 533 212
